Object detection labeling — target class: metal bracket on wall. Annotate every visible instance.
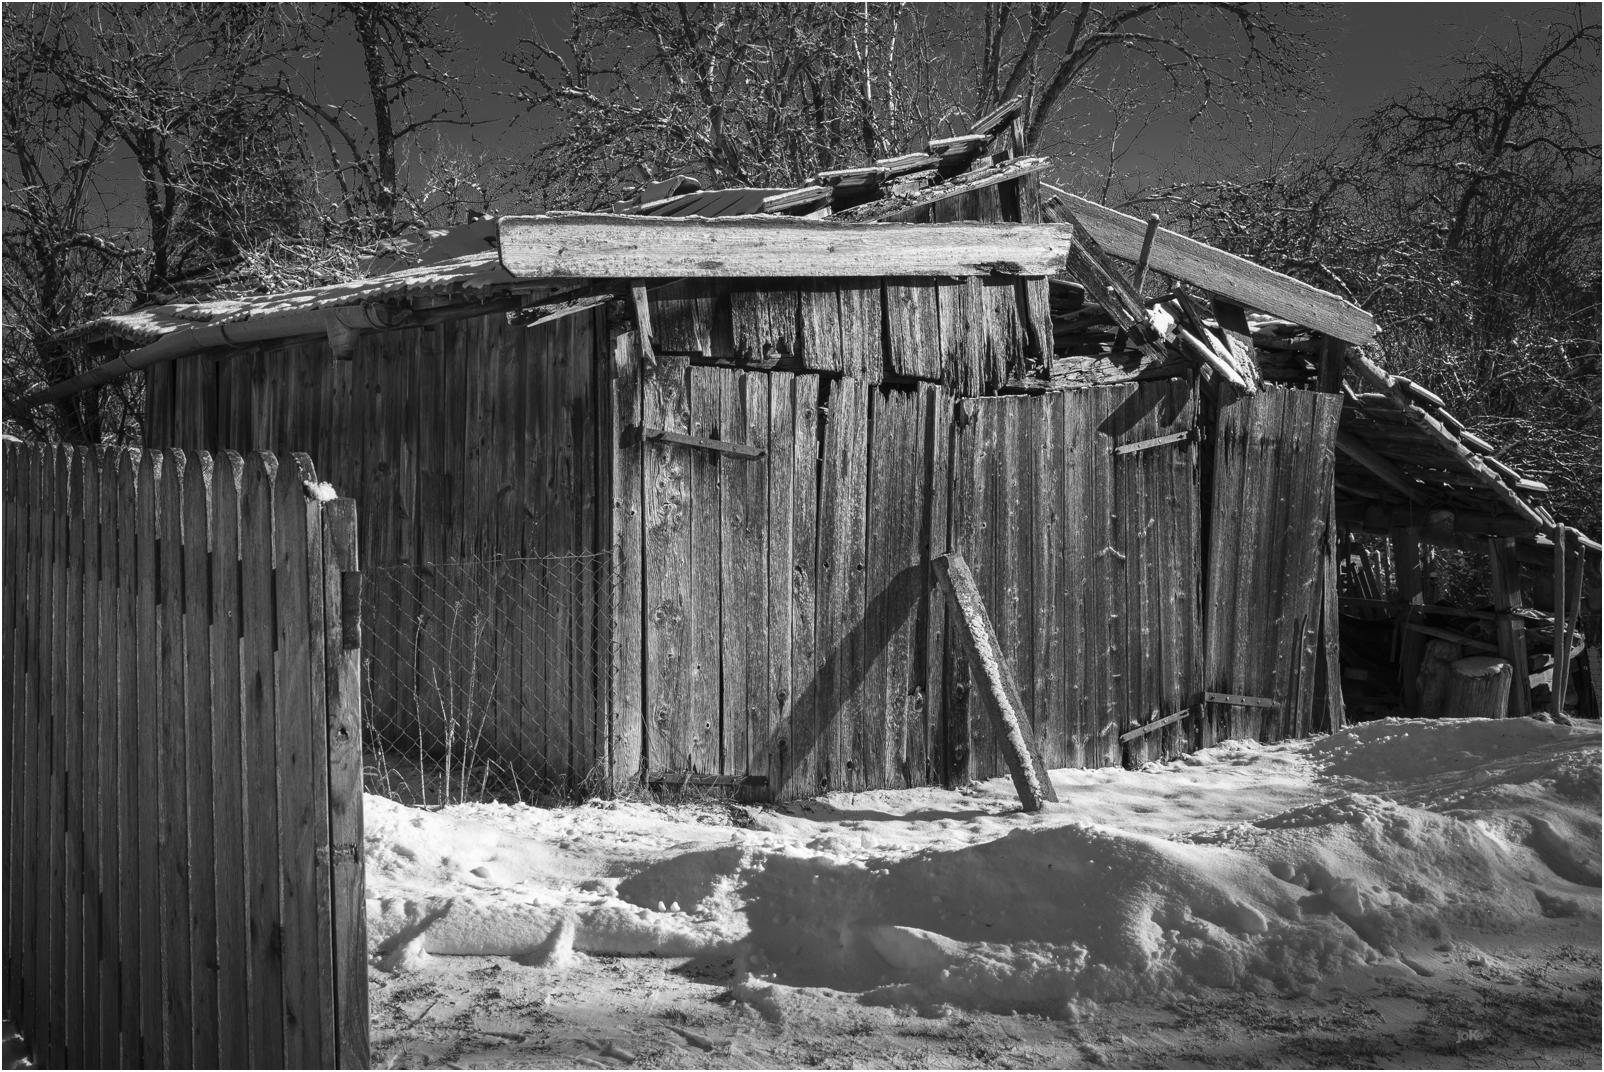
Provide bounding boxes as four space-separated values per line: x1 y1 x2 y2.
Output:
641 426 765 459
1113 428 1195 456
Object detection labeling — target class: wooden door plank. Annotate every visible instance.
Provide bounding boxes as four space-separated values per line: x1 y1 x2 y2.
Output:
786 376 820 796
610 331 646 793
687 366 725 773
762 372 796 796
918 384 953 786
815 377 870 790
643 362 692 773
1031 394 1066 769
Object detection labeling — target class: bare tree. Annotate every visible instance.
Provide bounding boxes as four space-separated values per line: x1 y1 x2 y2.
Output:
510 2 1321 206
1143 13 1602 532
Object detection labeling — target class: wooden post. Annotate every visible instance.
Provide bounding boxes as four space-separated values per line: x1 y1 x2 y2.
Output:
1317 336 1346 393
932 552 1057 812
1393 526 1425 710
1487 537 1531 718
1553 528 1569 715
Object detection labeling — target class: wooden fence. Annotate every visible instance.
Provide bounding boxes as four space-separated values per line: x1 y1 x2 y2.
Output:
1 442 369 1069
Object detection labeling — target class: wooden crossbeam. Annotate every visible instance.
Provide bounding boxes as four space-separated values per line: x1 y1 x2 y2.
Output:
498 214 1074 279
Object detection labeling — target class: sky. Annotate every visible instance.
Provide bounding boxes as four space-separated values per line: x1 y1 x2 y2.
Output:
72 3 1604 227
408 2 1600 199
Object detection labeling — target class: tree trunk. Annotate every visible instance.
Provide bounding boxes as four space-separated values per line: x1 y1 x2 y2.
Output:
1443 656 1513 719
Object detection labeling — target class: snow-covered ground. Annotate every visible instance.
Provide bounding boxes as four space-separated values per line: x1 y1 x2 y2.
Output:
366 718 1601 1068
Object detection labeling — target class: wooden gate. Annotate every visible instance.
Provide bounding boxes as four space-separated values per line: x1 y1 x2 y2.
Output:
2 443 369 1069
950 380 1203 774
1202 389 1342 742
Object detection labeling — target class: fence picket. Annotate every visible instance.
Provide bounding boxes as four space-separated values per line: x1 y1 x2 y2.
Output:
46 444 69 1068
21 448 44 1049
239 451 287 1067
115 450 142 1068
274 453 332 1067
63 447 86 1069
96 448 122 1065
322 498 370 1070
158 450 194 1070
211 452 251 1069
0 442 19 1017
78 449 102 1070
183 451 221 1066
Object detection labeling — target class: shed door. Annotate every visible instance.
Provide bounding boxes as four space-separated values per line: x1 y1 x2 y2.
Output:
949 380 1203 774
640 361 801 783
1202 389 1341 742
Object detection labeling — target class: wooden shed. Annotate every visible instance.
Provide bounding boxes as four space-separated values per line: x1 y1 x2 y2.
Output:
33 101 1599 801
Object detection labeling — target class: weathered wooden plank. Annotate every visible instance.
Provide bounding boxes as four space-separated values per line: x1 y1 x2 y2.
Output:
786 375 821 797
865 388 911 786
276 453 334 1067
1054 393 1084 767
720 372 768 776
1045 188 1377 345
239 452 286 1067
18 447 48 1033
933 553 1057 810
207 451 249 1069
761 373 796 797
178 453 220 1065
111 450 141 1067
78 449 106 1068
966 398 1002 778
610 331 646 792
644 355 687 771
1030 394 1065 768
687 367 724 773
647 280 716 358
884 279 944 382
730 283 799 368
815 377 870 791
0 445 18 1019
319 497 369 1069
837 280 884 383
797 281 842 372
499 214 1083 278
156 450 194 1070
918 384 953 786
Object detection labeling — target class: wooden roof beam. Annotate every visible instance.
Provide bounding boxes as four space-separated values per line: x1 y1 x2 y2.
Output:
497 213 1076 279
1043 184 1377 345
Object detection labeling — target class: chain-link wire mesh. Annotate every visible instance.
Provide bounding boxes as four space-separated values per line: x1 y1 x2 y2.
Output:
360 553 612 805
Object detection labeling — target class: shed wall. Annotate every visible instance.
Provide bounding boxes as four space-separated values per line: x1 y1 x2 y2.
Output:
144 310 610 568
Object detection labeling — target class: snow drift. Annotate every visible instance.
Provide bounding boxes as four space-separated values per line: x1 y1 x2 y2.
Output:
364 717 1600 1016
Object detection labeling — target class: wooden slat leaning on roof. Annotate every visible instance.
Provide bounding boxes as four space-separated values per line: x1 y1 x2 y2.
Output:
496 213 1078 279
1043 185 1377 346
